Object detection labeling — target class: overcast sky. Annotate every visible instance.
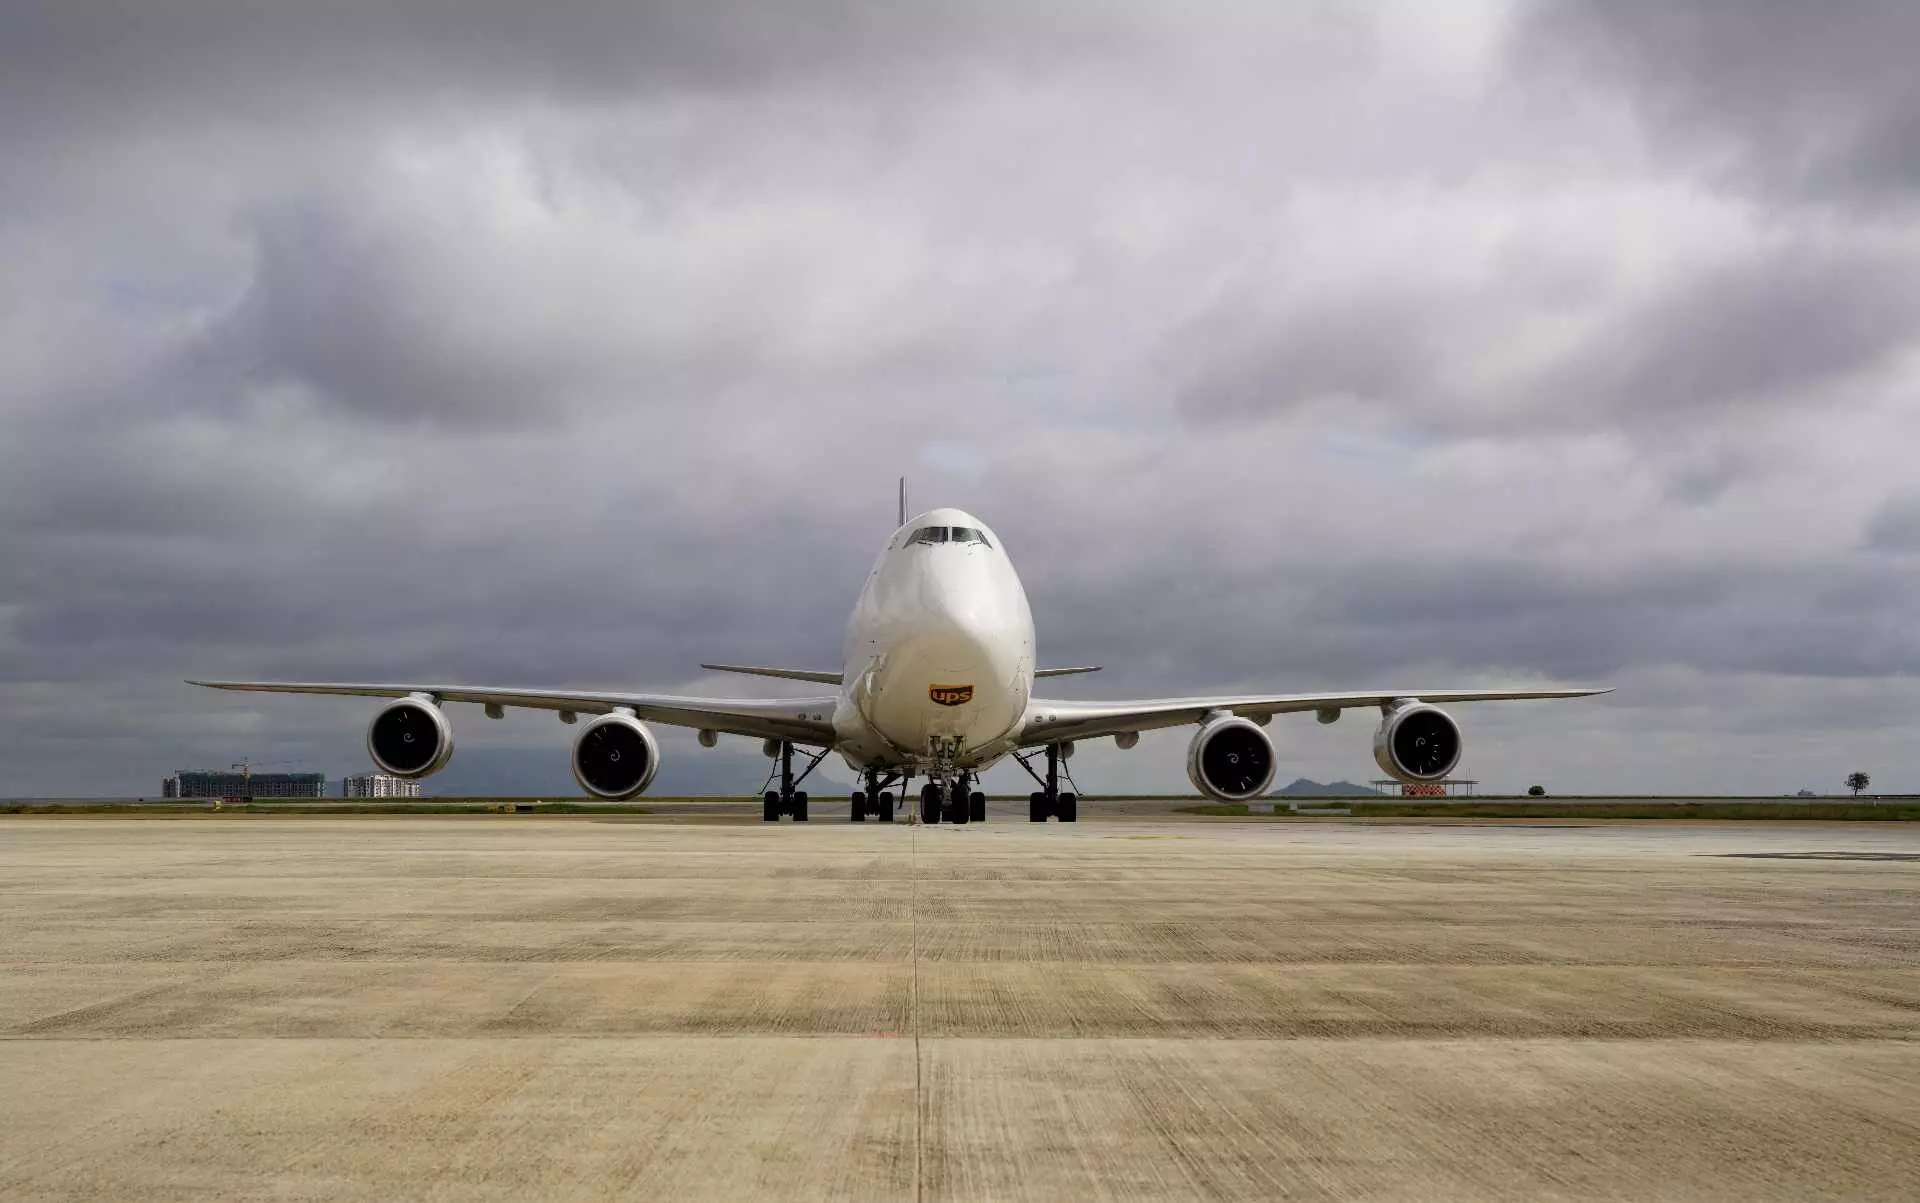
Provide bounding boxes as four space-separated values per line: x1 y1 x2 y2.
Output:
5 1 1920 797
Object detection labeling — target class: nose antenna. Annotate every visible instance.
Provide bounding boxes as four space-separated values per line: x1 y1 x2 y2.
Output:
897 476 906 528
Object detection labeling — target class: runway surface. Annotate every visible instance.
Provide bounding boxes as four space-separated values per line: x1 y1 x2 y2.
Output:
1 815 1916 1200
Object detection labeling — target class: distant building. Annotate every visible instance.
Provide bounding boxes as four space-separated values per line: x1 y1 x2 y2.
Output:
1369 779 1478 797
341 773 421 799
163 770 326 799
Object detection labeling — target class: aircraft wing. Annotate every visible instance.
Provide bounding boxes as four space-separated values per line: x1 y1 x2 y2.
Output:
1019 687 1610 746
188 681 840 745
699 663 844 685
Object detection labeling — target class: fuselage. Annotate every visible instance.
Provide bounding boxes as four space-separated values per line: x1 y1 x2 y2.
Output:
831 509 1034 772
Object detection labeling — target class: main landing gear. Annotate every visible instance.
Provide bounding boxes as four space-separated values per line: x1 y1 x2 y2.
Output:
850 770 898 823
918 774 986 825
763 741 829 822
1018 743 1078 822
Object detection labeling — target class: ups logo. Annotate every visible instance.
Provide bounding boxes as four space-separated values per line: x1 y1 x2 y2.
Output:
929 684 974 707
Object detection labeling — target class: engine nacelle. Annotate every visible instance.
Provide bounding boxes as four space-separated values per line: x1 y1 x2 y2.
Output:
571 712 661 800
366 697 454 779
1186 714 1276 801
1372 702 1462 783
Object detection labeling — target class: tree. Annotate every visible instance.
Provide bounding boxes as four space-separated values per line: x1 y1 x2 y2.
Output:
1527 785 1546 797
1846 771 1870 797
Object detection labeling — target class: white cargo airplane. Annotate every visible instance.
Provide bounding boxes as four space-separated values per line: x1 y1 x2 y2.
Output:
192 505 1607 823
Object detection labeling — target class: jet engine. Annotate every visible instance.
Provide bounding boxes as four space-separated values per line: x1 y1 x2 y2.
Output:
1372 702 1462 783
1186 714 1276 801
571 712 661 800
366 697 454 778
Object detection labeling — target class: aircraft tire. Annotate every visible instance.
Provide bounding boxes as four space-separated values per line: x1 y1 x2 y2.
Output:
850 791 866 822
794 791 809 822
763 791 780 822
920 784 941 824
946 785 969 825
878 791 895 822
1029 791 1047 822
969 791 986 823
1058 792 1077 823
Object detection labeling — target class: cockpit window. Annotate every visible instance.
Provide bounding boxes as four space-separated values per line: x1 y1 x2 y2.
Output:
905 525 992 548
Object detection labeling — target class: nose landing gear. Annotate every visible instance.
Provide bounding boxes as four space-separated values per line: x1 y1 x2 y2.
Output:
946 778 979 825
917 774 986 825
910 736 984 826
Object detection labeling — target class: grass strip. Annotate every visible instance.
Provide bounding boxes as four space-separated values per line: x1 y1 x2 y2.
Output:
1 801 652 816
1177 801 1920 821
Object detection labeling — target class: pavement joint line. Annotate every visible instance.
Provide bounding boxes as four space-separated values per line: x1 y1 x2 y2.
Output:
910 817 923 1203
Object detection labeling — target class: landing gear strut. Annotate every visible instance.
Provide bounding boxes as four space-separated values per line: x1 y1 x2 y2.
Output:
850 770 898 824
1020 744 1078 822
910 736 982 826
917 773 986 825
762 741 826 822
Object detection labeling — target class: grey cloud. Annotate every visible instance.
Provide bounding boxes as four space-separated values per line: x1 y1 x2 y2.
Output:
8 475 865 690
9 2 1920 797
1575 243 1920 418
1171 288 1446 419
1171 233 1920 459
202 201 618 427
171 163 1057 428
1863 496 1920 552
0 0 1153 135
1525 0 1920 204
1300 559 1920 683
1020 548 1920 695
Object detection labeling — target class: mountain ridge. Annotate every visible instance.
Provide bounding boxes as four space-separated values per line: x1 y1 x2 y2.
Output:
1276 777 1377 796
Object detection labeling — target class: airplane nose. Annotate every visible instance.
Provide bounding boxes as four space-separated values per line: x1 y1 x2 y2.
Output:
863 609 1025 750
855 547 1030 752
902 621 997 682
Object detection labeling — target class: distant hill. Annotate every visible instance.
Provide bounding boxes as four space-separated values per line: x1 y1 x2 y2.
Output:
1277 777 1376 797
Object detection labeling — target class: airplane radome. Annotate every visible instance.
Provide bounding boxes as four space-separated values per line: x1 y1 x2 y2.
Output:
190 507 1608 824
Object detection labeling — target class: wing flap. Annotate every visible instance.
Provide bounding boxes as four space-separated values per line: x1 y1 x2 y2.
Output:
1020 687 1609 745
188 681 839 744
699 664 844 685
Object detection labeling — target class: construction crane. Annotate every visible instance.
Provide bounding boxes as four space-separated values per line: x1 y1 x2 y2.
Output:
226 758 305 804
